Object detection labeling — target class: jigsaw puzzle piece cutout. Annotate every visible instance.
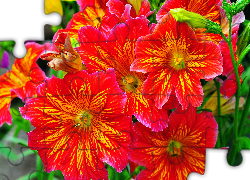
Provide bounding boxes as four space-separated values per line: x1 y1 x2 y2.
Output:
0 0 61 58
188 149 250 180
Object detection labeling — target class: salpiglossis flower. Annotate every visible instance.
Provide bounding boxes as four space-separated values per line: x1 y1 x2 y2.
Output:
41 30 86 73
0 43 47 126
66 0 118 39
156 0 244 43
129 106 218 180
78 17 178 131
156 0 222 41
20 69 133 180
107 0 154 23
131 14 222 109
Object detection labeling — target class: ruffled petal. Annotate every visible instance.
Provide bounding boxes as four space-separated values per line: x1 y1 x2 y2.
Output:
129 106 218 180
21 69 131 180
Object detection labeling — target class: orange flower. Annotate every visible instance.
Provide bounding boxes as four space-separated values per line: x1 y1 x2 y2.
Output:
0 43 47 126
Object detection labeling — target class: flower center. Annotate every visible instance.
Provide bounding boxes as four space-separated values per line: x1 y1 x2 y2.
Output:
74 111 94 131
171 55 185 70
168 140 182 157
121 75 139 92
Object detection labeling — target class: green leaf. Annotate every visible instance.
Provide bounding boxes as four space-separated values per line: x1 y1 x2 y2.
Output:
217 115 234 147
50 68 57 78
196 109 213 112
0 41 15 49
51 25 62 33
241 67 250 96
57 70 64 79
70 38 80 48
242 125 250 136
107 165 116 180
237 137 250 151
10 108 30 133
107 164 130 180
241 112 250 136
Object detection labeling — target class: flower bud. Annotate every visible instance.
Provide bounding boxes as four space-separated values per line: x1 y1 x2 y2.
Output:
170 8 222 34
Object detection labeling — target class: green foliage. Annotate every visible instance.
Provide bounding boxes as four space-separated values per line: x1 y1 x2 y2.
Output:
0 41 15 52
241 67 250 96
237 137 250 151
218 115 234 147
147 0 166 23
10 108 30 134
107 164 130 180
71 38 80 48
237 20 250 56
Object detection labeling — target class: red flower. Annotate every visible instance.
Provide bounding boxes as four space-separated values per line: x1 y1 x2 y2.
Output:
131 14 222 109
156 0 244 43
156 0 222 42
107 0 154 23
20 69 132 180
78 17 177 131
129 106 218 180
77 0 109 11
66 0 118 39
0 43 47 126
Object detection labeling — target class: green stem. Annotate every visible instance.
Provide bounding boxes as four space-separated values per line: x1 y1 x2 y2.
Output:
48 171 55 180
222 17 241 165
36 156 44 180
239 86 250 137
214 79 223 147
125 166 145 180
238 44 250 65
